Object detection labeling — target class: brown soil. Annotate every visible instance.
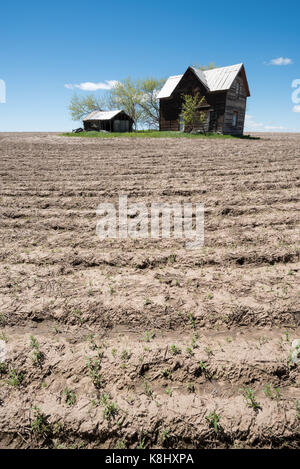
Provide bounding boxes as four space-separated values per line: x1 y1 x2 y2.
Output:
0 132 299 449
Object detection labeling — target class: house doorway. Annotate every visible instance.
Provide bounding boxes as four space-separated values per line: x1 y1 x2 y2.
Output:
209 111 217 132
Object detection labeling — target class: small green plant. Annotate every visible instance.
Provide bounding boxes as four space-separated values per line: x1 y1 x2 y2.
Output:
87 357 103 389
73 308 83 324
288 349 294 367
52 421 65 436
144 379 152 397
199 361 207 371
160 428 169 442
258 336 269 346
0 331 8 343
170 344 181 355
186 346 194 356
7 368 23 387
137 436 146 449
120 349 131 361
187 313 196 329
197 361 211 379
63 387 76 406
30 335 43 364
169 254 176 264
165 386 172 397
191 335 198 349
204 346 213 356
101 395 118 420
30 335 38 348
0 314 7 326
264 384 280 400
242 387 261 410
161 369 172 379
52 324 61 334
31 406 51 437
285 331 290 342
0 362 7 375
187 383 195 393
206 411 221 433
144 330 155 342
116 439 127 449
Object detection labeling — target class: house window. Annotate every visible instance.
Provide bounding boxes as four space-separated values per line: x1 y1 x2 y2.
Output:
179 113 185 131
236 82 240 98
232 111 238 127
210 111 217 121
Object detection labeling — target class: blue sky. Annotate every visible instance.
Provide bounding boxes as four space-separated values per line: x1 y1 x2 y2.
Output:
0 0 299 132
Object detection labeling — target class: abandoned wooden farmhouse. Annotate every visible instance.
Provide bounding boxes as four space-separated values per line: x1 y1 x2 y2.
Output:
83 110 133 132
157 63 250 135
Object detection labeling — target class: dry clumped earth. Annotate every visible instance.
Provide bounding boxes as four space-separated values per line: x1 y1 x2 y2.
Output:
0 132 299 449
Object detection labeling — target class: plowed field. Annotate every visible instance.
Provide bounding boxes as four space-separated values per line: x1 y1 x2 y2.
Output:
0 132 299 449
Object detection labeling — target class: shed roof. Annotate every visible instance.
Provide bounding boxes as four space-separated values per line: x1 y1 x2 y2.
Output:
157 63 250 98
83 110 123 121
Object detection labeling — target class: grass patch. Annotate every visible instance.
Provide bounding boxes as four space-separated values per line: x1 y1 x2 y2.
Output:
61 130 258 140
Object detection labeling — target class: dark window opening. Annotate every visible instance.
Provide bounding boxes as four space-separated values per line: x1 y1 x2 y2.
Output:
232 111 238 127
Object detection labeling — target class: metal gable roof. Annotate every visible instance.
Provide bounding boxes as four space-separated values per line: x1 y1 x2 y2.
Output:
157 75 183 99
158 63 249 98
191 67 209 89
83 110 123 121
202 63 244 92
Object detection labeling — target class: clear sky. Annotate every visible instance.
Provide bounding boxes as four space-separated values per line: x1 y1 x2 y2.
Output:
0 0 299 132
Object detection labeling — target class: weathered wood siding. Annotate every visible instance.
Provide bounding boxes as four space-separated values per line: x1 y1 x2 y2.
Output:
223 72 247 135
207 93 227 133
159 68 227 133
160 69 204 131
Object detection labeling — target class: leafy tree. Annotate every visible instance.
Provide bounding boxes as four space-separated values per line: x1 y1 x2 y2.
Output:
68 76 166 129
138 78 166 129
192 62 216 70
108 77 144 130
69 94 107 121
181 93 206 132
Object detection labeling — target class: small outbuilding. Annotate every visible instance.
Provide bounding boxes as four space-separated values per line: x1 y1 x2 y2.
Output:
83 110 133 132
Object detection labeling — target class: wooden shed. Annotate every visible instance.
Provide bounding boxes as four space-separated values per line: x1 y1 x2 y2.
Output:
158 63 250 135
83 110 133 132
